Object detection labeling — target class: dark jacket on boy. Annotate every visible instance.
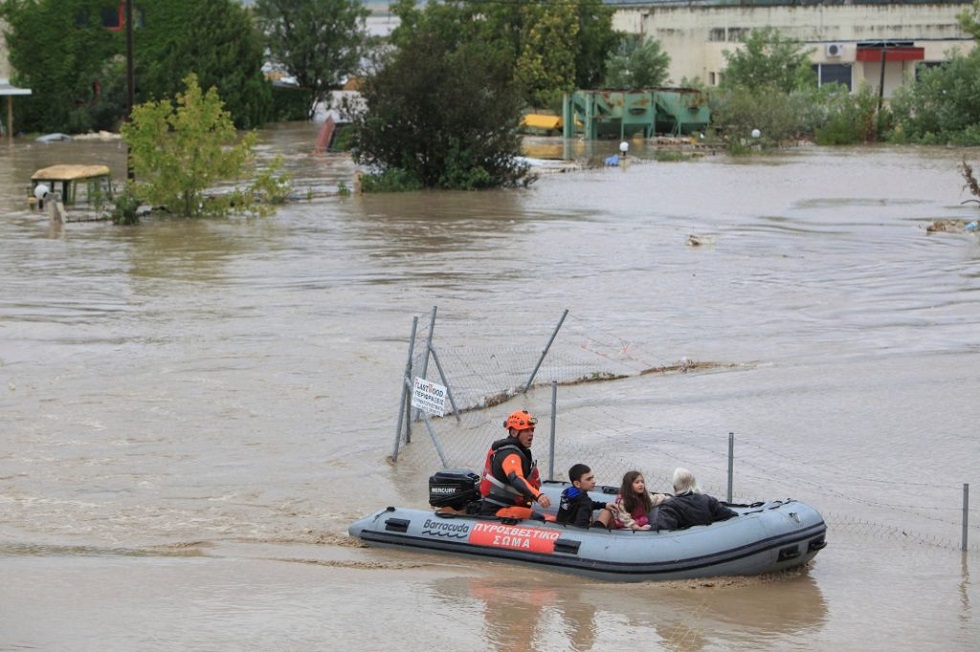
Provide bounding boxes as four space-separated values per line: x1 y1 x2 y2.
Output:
556 486 607 527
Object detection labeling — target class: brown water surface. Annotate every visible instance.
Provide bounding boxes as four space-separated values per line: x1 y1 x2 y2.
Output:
1 125 978 651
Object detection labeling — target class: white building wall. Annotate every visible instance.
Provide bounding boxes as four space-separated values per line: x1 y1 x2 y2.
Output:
613 3 976 93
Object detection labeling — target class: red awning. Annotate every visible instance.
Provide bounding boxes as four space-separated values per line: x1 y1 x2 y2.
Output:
855 46 925 62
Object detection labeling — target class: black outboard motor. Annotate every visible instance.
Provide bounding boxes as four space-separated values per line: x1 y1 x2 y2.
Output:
428 469 480 511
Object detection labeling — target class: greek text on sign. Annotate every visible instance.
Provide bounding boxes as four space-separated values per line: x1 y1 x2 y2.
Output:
468 521 560 553
412 377 447 416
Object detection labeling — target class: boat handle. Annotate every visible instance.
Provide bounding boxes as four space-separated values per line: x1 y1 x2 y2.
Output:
777 545 801 562
385 518 411 533
553 538 581 555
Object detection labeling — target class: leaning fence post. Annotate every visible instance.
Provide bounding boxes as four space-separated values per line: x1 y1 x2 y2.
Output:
523 309 568 393
727 432 734 503
963 483 970 552
548 380 558 481
393 316 419 461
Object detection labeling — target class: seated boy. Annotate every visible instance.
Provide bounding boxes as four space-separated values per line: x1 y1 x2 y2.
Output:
556 463 615 528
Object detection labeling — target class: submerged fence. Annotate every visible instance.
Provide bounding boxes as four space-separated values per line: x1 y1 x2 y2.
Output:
391 307 979 553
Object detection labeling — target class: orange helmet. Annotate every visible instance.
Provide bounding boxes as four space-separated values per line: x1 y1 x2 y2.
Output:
504 409 537 431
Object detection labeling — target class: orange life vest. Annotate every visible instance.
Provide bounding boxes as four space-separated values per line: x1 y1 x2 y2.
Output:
479 438 540 507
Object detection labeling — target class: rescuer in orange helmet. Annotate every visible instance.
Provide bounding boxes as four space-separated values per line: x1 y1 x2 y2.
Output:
478 409 551 519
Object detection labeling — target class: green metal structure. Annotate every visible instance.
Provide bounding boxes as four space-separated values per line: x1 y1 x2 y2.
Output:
562 89 710 139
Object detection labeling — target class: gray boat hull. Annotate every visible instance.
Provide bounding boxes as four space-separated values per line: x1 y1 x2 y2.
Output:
348 482 827 582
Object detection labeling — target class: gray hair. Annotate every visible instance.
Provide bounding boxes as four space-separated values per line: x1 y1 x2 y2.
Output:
672 467 701 495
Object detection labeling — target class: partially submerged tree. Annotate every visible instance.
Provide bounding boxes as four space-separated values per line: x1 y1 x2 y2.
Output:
254 0 372 120
351 20 533 190
960 159 980 205
121 74 289 218
604 34 671 89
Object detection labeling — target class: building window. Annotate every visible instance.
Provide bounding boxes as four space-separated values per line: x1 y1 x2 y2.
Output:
814 63 852 91
709 28 725 42
728 28 749 42
709 72 717 86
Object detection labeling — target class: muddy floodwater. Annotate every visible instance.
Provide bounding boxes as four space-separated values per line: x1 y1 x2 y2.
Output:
1 125 979 651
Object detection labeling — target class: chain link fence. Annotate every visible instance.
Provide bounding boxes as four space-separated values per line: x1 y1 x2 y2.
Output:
391 307 980 554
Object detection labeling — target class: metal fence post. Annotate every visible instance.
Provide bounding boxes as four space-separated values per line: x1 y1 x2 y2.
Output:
413 306 438 421
393 316 418 461
548 380 558 481
727 432 734 503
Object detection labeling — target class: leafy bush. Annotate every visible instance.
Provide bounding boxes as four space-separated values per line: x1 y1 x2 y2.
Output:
359 168 424 193
111 182 142 225
813 83 883 145
889 50 980 146
711 85 799 152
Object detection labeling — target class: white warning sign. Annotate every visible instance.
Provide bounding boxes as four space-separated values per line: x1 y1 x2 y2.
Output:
412 377 447 416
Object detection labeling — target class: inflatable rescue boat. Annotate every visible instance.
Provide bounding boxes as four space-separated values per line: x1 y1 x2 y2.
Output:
348 470 828 582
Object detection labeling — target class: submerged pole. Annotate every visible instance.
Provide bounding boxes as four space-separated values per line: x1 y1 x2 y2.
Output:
125 0 135 180
963 483 970 552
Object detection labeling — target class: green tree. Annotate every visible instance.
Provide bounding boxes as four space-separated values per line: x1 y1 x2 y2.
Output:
604 34 671 89
570 0 618 91
350 20 533 190
0 0 271 133
121 74 289 218
958 0 980 39
0 0 122 133
721 27 816 93
137 0 272 129
254 0 372 120
513 2 581 109
389 0 616 111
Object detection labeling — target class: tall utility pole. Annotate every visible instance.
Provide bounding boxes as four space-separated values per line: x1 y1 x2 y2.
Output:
125 0 135 180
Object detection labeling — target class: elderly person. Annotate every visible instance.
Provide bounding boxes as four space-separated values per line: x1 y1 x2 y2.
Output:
650 468 737 531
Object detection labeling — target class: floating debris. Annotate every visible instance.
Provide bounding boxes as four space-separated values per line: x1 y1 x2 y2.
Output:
687 234 716 246
925 219 974 234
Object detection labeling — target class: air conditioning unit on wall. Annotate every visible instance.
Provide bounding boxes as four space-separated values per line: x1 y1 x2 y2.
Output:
826 43 845 58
